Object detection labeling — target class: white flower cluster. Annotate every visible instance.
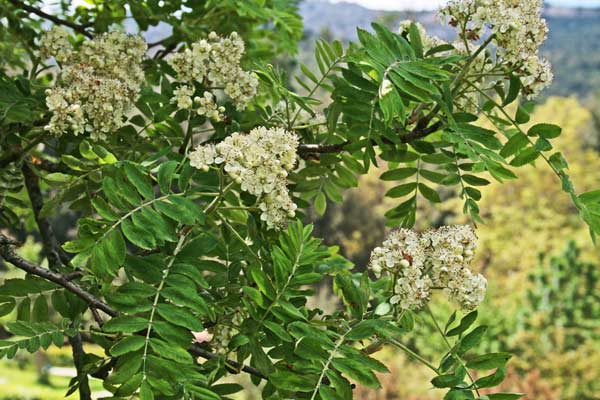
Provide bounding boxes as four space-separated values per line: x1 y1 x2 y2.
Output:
369 229 432 310
42 28 146 140
369 225 487 311
189 127 299 229
167 32 258 118
439 0 553 98
39 26 72 64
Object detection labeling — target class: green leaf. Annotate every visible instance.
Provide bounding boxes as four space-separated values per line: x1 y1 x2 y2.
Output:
149 338 193 363
139 380 155 400
418 183 441 203
527 123 562 139
104 316 149 333
515 105 530 124
474 367 507 389
380 168 417 181
500 133 529 158
447 311 477 337
31 296 48 322
431 373 464 388
154 196 204 225
124 163 155 200
510 148 539 167
157 161 178 194
461 175 490 187
379 86 405 124
484 393 524 400
270 370 319 392
91 197 120 221
334 274 366 319
458 325 488 354
408 23 424 57
264 320 293 342
122 219 156 250
579 190 600 203
110 336 145 356
466 352 512 370
386 183 417 198
155 303 203 331
91 229 126 276
314 192 327 216
502 74 521 106
331 357 380 388
0 298 15 317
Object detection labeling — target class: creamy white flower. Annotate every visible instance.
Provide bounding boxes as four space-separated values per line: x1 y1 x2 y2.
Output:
446 268 487 310
421 225 478 287
369 229 432 310
189 143 218 171
212 310 244 355
398 20 446 51
369 225 486 311
188 127 299 229
39 26 73 63
191 329 214 344
43 30 146 140
439 0 552 98
168 32 257 112
172 85 194 110
195 91 224 121
379 79 393 97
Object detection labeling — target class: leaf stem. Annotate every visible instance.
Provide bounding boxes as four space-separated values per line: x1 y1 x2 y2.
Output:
426 305 480 396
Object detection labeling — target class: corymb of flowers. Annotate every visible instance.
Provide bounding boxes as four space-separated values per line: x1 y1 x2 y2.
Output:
167 31 259 119
189 127 299 230
369 225 487 311
438 0 552 98
41 27 147 140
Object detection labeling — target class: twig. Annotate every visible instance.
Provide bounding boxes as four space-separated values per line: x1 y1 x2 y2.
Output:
190 346 268 381
7 0 93 38
296 120 443 159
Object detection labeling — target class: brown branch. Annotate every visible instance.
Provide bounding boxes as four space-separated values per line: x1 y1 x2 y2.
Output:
35 158 69 173
8 0 93 38
297 120 444 159
190 345 268 381
400 120 443 143
297 141 349 156
21 162 71 269
0 233 118 317
69 331 92 400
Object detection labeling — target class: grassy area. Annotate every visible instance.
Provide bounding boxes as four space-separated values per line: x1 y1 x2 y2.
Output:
0 359 105 400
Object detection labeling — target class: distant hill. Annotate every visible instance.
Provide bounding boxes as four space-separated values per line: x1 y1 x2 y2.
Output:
299 0 600 98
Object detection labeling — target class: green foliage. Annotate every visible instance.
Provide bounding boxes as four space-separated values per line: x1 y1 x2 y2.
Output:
0 2 598 399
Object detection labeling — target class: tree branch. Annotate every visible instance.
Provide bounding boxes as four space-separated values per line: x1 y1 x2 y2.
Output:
297 120 443 158
297 141 349 156
0 233 118 317
21 162 71 269
69 331 92 400
7 0 93 38
190 345 268 381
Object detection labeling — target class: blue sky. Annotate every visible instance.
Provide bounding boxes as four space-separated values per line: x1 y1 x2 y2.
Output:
329 0 600 11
